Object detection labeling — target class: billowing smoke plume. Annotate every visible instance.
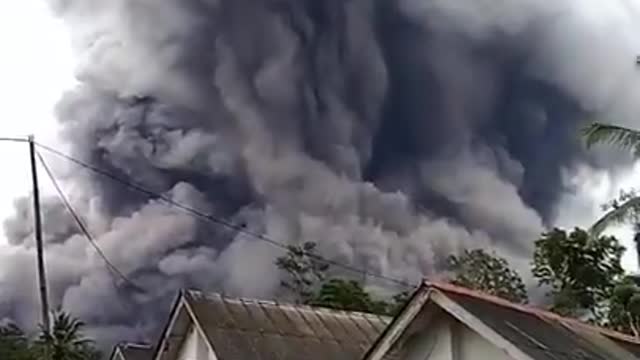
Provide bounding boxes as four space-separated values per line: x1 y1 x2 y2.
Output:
1 0 640 347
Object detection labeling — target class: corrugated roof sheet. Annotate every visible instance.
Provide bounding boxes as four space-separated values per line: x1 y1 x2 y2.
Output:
184 290 398 360
431 283 640 360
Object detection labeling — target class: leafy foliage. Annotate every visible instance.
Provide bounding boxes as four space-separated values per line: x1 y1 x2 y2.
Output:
590 189 640 238
276 242 330 303
581 122 640 335
0 312 100 360
447 249 528 304
35 311 100 360
308 279 390 314
607 278 640 337
583 122 640 237
532 228 625 321
389 291 411 316
0 323 34 360
583 122 640 157
275 242 409 315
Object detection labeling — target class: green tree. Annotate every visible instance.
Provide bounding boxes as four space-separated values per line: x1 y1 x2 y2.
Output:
275 242 409 315
35 311 101 360
388 291 411 316
309 279 390 314
607 278 640 336
583 123 640 237
447 249 528 304
276 242 330 303
0 323 34 360
532 227 625 321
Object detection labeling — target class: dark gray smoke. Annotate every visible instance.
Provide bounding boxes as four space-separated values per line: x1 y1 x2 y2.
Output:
1 0 639 348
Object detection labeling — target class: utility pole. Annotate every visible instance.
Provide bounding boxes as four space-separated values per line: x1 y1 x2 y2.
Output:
28 135 50 335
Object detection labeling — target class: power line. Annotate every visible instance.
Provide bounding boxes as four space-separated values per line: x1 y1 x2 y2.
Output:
35 150 146 294
0 137 28 143
35 142 415 289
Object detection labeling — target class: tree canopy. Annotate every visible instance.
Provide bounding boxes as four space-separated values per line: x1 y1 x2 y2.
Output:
36 311 101 360
0 323 33 360
274 229 639 337
307 279 390 314
0 311 100 360
275 241 329 304
275 242 409 315
532 227 625 321
608 278 640 336
583 122 640 237
447 249 528 304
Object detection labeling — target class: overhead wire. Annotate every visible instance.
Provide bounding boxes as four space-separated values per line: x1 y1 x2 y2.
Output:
35 150 146 294
34 141 415 289
19 140 640 357
0 137 28 143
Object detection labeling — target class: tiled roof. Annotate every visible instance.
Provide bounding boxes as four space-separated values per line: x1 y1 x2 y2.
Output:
429 282 640 360
184 290 398 360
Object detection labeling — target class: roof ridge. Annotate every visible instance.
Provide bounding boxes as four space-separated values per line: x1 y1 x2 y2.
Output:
426 280 640 345
184 288 391 319
118 342 152 349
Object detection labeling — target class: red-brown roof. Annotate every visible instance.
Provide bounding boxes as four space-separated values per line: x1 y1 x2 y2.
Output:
426 280 640 345
365 280 640 360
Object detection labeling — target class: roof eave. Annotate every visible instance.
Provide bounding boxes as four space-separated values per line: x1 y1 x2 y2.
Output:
362 281 430 360
428 289 535 360
151 289 190 360
109 346 124 360
363 281 536 360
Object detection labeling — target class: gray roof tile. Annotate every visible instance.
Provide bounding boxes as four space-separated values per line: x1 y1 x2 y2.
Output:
184 290 396 360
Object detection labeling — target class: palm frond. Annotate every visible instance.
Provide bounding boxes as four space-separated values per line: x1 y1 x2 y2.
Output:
590 196 640 237
583 122 640 156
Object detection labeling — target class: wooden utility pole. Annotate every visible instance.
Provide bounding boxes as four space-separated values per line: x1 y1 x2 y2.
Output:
28 135 50 334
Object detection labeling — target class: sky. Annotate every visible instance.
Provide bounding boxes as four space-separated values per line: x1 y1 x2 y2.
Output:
0 0 75 251
555 163 640 270
0 0 639 272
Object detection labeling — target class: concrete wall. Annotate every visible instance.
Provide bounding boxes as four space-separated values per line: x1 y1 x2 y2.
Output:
402 316 514 360
176 325 217 360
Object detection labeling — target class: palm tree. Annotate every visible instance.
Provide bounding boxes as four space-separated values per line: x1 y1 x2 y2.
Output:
583 122 640 237
583 122 640 157
36 311 100 360
583 122 640 273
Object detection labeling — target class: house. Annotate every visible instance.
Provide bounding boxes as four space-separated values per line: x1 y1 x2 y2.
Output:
364 281 640 360
115 281 640 360
151 289 395 360
109 343 153 360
